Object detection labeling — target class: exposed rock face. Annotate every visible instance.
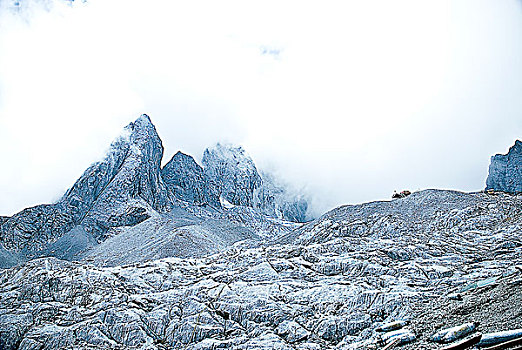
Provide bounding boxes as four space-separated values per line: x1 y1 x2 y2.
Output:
486 140 522 193
202 144 309 222
203 143 262 207
0 204 75 252
161 151 220 207
0 114 170 255
0 115 311 268
68 114 170 239
1 190 521 349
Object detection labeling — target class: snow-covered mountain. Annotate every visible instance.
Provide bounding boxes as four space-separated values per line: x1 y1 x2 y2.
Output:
0 118 521 349
202 143 309 222
0 115 170 261
0 115 311 268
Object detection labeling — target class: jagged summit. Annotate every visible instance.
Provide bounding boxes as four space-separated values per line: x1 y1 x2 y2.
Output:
486 140 522 193
0 114 170 256
62 114 169 221
0 115 310 268
203 143 262 207
202 143 309 221
161 151 220 207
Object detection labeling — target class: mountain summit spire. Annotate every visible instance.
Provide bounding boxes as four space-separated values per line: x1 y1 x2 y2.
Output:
1 114 171 253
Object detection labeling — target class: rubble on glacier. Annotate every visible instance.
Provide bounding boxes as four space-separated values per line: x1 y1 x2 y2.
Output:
1 189 521 349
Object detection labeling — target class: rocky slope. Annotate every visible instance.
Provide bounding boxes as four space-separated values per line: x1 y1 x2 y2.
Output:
1 189 521 349
486 140 522 193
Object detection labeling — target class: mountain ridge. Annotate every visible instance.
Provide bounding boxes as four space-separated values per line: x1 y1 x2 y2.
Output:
0 114 311 268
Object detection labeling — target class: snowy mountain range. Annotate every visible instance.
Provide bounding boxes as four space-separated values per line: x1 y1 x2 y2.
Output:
0 115 310 268
0 115 521 349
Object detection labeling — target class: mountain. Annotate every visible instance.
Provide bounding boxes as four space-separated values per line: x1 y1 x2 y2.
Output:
203 143 309 222
486 140 522 193
162 145 309 222
0 115 309 268
161 151 220 208
0 115 169 255
203 143 263 208
1 117 521 349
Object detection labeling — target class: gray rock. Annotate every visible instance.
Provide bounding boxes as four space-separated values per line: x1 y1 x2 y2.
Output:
162 151 220 208
1 190 522 349
74 114 171 239
203 143 262 207
486 140 522 193
0 204 75 253
0 216 9 226
0 115 171 264
0 244 19 267
275 320 310 343
202 143 310 222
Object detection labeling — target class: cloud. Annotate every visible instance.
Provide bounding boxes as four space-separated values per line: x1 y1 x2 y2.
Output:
0 0 522 216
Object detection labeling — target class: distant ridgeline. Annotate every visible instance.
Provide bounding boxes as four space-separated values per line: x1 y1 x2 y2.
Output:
0 115 309 267
486 140 522 194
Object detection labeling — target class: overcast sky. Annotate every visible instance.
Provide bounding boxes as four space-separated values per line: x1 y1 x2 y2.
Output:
1 0 522 217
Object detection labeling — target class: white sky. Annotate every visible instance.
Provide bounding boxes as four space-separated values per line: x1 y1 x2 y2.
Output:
0 0 521 217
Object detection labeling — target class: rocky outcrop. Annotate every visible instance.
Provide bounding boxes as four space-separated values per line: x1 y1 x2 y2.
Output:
66 114 170 239
0 114 171 256
0 216 8 226
0 204 75 252
161 151 220 207
202 143 309 222
65 114 170 214
486 140 522 193
202 143 262 207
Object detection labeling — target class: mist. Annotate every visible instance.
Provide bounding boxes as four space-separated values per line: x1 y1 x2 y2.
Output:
1 0 522 217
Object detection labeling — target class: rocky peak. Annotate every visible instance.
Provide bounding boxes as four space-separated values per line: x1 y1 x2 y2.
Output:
124 114 163 151
486 140 522 193
202 143 262 207
202 143 309 222
62 114 169 217
161 151 220 207
0 114 171 253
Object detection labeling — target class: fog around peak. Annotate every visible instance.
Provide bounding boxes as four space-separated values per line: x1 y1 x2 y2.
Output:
1 0 522 216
